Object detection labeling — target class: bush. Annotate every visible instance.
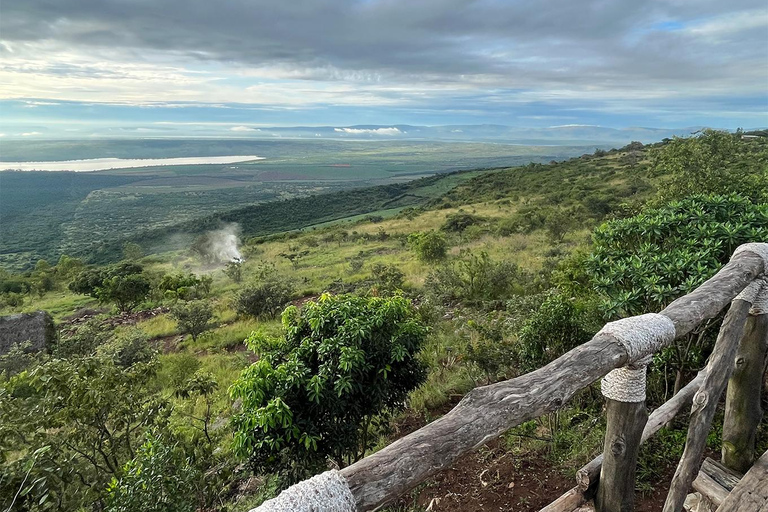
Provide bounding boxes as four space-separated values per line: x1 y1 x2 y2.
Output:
96 329 156 368
441 212 484 233
407 231 447 262
515 293 592 374
425 251 534 307
170 300 214 342
106 433 201 512
230 294 428 481
234 277 295 319
370 263 405 295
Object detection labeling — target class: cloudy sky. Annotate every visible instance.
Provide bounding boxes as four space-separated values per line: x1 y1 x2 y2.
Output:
1 0 767 137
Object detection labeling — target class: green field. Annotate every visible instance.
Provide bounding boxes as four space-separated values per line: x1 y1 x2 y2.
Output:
0 139 599 269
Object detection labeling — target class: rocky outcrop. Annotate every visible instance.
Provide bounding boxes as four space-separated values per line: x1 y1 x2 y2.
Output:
0 311 56 355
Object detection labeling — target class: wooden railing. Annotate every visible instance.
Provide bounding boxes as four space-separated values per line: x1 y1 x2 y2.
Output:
253 243 768 512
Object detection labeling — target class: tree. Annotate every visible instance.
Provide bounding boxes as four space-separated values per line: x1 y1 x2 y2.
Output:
0 356 168 511
223 261 243 283
582 194 767 394
407 231 447 262
69 263 150 312
170 300 214 342
653 129 768 202
230 294 428 481
234 277 295 319
122 242 144 261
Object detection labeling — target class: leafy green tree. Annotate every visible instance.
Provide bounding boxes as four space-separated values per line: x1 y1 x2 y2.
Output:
170 300 214 342
99 274 151 312
234 277 295 319
105 433 200 512
407 231 447 262
583 194 767 394
653 129 768 202
230 294 427 481
224 261 243 283
425 251 534 307
0 356 168 511
69 263 150 312
122 242 144 261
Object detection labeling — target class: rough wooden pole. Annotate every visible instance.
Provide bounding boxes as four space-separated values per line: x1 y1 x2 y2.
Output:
722 282 768 473
576 370 706 494
662 297 754 512
595 399 648 512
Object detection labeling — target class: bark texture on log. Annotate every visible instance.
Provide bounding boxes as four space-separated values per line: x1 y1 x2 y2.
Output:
538 487 586 512
595 400 648 512
692 458 742 507
576 370 706 493
663 299 753 512
661 251 764 338
716 449 768 512
722 313 768 473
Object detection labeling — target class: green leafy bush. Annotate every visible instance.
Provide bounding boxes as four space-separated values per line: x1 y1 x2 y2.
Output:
234 277 296 319
653 129 768 202
106 433 200 512
425 251 533 307
441 212 484 233
230 294 427 481
515 293 593 374
170 300 214 342
585 194 767 318
407 231 447 262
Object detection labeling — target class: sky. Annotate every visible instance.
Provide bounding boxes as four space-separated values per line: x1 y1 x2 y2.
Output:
1 0 767 138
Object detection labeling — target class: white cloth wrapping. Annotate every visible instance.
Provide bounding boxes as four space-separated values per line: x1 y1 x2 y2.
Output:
598 313 676 403
251 470 356 512
733 242 768 272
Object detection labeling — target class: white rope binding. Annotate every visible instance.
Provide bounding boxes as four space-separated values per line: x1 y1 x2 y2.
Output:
250 470 355 512
601 355 653 403
732 242 768 273
736 278 768 315
598 313 676 403
598 313 677 363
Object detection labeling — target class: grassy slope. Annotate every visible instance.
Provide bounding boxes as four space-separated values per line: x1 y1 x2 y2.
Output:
5 144 661 511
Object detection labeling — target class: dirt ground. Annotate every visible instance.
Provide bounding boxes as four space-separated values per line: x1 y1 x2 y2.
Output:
387 402 678 512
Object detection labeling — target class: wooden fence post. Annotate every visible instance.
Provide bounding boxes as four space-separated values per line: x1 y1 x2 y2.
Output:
595 356 652 512
722 281 768 473
662 290 756 512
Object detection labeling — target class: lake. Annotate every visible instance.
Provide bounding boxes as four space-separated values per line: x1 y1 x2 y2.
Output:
0 155 264 172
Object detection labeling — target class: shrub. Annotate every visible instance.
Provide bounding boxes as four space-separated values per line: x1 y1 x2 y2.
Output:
70 263 150 312
170 300 214 342
425 251 533 307
407 231 447 262
230 294 428 481
234 277 295 319
106 433 200 512
515 293 592 374
96 329 156 368
370 263 405 295
441 212 484 233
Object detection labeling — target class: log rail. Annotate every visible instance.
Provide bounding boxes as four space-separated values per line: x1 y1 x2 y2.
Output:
253 243 768 512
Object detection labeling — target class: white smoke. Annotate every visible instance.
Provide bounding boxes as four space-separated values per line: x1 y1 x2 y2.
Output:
192 224 243 264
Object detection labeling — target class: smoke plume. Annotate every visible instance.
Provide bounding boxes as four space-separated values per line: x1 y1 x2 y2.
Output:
190 223 243 264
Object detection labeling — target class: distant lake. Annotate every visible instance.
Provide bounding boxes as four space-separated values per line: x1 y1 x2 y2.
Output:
0 155 264 172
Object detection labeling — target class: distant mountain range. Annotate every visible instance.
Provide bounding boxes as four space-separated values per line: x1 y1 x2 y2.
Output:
224 124 712 145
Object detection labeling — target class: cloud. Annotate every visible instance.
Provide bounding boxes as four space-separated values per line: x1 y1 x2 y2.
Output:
21 131 42 136
334 127 403 135
0 0 765 127
230 125 260 132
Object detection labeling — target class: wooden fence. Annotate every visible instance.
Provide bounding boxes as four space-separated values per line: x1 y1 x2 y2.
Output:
253 243 768 512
